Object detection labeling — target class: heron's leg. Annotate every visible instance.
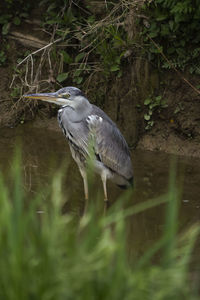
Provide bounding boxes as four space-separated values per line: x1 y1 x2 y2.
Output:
79 168 88 200
101 172 108 202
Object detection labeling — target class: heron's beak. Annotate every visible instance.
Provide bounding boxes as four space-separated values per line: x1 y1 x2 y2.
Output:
24 92 58 102
23 91 68 106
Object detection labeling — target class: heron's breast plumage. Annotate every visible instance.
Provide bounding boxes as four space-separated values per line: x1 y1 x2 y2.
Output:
58 107 89 166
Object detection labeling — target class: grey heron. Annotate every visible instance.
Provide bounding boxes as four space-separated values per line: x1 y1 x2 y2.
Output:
24 87 133 201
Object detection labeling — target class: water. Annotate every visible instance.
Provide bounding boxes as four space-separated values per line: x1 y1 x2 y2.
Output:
0 124 200 266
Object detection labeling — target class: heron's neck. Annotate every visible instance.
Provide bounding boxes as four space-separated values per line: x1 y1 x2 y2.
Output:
75 99 92 121
61 98 92 122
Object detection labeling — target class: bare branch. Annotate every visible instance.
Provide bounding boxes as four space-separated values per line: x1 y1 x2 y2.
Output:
17 38 62 67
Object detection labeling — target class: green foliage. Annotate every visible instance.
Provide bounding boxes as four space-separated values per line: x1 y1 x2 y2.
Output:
0 0 32 66
0 51 6 66
56 72 69 83
174 102 185 114
95 25 126 77
144 95 168 130
10 87 21 98
2 1 132 93
2 0 200 86
0 152 199 299
0 0 30 33
39 1 129 83
142 0 200 74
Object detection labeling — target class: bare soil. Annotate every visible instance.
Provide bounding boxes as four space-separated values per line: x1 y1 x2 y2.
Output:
138 72 200 157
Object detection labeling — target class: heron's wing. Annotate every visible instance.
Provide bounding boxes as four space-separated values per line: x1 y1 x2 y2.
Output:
59 105 133 180
86 113 133 180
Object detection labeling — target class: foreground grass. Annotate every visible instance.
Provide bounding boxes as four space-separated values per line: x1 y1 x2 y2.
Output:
0 155 199 300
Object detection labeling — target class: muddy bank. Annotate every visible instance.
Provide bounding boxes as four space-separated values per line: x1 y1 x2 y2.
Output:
138 132 200 158
137 72 200 157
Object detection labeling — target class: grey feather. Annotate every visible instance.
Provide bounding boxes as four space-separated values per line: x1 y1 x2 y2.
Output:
58 103 133 186
88 106 133 179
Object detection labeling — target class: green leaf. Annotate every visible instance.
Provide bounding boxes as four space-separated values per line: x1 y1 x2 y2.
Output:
149 120 154 126
161 24 170 36
0 51 6 65
74 69 81 77
13 17 21 25
169 20 174 31
156 14 167 21
19 13 29 18
64 7 76 24
0 14 12 24
144 98 151 105
75 52 86 63
148 31 158 38
75 77 83 84
87 16 95 24
56 72 69 83
174 107 180 114
150 103 157 109
144 114 151 121
45 19 57 25
2 23 10 35
61 51 72 64
161 99 168 107
149 110 153 116
155 95 162 101
167 48 175 54
47 3 56 13
110 65 120 72
117 70 122 78
115 56 121 64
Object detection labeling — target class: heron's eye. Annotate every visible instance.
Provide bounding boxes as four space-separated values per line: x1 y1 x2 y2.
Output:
59 93 70 99
63 93 70 99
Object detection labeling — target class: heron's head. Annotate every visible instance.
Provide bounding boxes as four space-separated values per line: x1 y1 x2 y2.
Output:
24 87 88 108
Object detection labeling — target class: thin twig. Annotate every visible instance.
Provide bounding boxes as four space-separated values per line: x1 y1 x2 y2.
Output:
17 38 62 67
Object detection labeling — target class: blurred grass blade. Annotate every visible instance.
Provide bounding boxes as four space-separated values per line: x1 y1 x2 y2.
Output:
104 194 168 227
163 156 179 266
0 150 199 299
